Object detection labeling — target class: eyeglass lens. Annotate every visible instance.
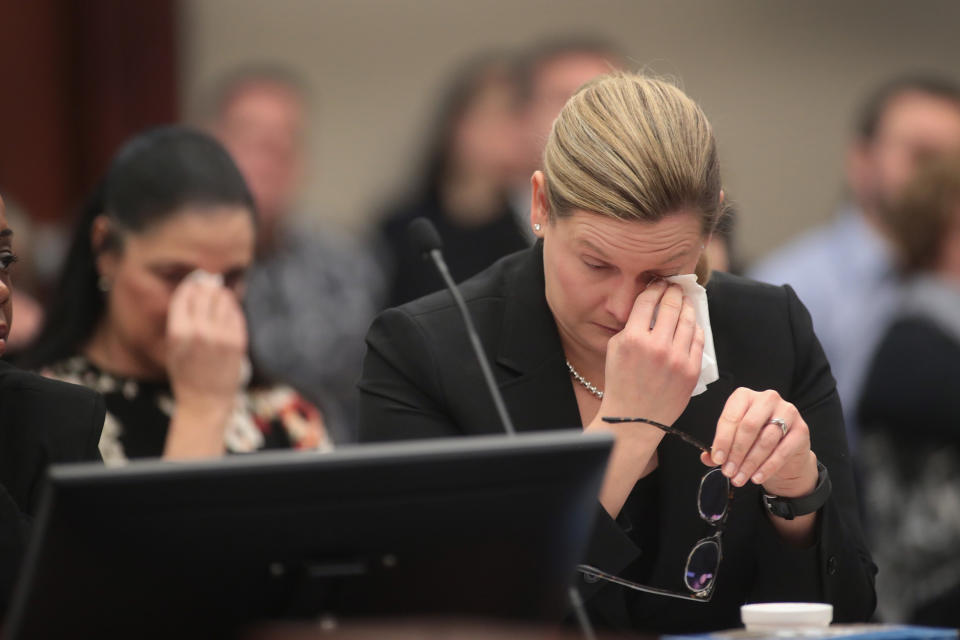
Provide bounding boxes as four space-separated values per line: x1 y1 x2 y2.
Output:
577 425 732 601
684 468 729 593
698 467 729 523
685 538 720 592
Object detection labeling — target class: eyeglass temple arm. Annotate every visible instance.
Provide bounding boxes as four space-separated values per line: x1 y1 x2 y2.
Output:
601 417 711 453
575 564 709 603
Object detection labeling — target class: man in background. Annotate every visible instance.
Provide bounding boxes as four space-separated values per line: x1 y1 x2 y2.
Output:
209 66 384 442
750 75 960 447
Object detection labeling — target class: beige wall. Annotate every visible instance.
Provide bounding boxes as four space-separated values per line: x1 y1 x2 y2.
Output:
180 0 960 265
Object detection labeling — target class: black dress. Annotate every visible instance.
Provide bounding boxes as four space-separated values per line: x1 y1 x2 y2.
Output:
0 360 105 610
41 356 330 465
358 243 876 634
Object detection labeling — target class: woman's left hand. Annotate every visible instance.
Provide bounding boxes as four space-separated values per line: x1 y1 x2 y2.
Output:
701 387 818 499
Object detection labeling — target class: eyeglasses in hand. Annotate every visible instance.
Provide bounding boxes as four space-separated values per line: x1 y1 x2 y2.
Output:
576 416 733 602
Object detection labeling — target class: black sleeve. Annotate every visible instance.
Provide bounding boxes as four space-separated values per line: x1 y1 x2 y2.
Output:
358 307 462 441
750 285 876 621
0 380 106 613
0 485 31 612
361 308 648 617
82 388 106 463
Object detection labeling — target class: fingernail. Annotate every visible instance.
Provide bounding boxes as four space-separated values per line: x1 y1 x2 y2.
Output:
752 472 764 484
712 450 726 465
723 462 736 477
733 472 746 486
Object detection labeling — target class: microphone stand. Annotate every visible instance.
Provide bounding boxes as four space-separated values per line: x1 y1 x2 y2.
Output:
415 220 595 638
422 247 516 436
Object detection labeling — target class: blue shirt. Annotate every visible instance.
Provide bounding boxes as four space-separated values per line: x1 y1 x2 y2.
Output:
748 208 901 449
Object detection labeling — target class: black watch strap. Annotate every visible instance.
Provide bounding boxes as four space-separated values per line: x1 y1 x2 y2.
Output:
761 461 831 520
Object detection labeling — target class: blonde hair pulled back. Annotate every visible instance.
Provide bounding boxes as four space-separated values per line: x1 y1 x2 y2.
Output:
542 72 722 281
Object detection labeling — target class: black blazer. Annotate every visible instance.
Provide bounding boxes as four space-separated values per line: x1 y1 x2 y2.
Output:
0 360 105 609
359 244 876 634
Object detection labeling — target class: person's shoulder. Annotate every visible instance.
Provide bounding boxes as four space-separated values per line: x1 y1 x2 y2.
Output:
707 270 792 307
0 360 104 462
0 359 99 405
706 271 810 344
280 219 368 256
378 200 433 237
879 314 958 355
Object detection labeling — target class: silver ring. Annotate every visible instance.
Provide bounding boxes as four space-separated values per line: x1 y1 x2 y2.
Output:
769 417 788 437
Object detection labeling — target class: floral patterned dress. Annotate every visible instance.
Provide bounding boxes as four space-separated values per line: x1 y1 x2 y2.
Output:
42 356 331 466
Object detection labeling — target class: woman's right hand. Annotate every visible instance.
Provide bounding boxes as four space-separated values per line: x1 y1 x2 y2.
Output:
585 280 705 516
597 280 704 429
163 276 248 459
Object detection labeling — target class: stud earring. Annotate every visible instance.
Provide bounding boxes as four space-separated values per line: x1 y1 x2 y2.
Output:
98 275 112 292
534 223 542 232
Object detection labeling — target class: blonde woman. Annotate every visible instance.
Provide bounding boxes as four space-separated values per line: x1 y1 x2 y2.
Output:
359 73 875 633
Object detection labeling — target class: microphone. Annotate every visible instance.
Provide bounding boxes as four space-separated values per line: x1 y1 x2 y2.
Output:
408 218 516 436
410 219 598 640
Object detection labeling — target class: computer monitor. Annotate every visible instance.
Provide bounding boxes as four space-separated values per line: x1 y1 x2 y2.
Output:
5 430 612 639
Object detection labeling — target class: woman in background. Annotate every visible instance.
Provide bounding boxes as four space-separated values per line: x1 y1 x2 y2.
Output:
858 154 960 626
23 126 327 464
377 54 530 306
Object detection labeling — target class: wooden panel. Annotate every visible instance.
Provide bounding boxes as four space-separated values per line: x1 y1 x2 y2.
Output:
0 0 178 222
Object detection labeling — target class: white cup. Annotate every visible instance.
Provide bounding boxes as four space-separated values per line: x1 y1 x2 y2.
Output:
741 602 833 631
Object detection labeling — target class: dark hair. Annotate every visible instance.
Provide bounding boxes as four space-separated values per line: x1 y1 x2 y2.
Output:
856 74 960 140
22 125 256 369
416 53 523 203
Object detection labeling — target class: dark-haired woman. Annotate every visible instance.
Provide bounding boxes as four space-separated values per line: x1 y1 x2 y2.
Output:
23 126 328 463
377 54 530 306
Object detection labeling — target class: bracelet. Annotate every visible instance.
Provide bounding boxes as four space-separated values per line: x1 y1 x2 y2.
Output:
761 461 831 520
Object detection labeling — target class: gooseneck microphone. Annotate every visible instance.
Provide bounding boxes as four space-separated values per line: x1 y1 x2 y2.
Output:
407 217 516 436
408 218 596 640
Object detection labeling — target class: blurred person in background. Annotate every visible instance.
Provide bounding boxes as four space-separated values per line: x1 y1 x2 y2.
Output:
0 191 105 610
209 65 383 443
22 126 328 465
377 53 530 306
508 38 625 237
857 154 960 627
749 75 960 448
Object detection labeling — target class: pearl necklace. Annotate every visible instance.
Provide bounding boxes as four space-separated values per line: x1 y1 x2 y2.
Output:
566 360 604 399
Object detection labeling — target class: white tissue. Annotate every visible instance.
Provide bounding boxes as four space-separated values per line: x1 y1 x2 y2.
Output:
183 268 252 387
663 274 719 396
185 269 224 287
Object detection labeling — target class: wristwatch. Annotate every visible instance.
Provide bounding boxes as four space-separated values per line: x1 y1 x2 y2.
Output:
761 461 832 520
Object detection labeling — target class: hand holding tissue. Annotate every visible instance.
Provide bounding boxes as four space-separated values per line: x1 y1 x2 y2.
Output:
663 274 719 396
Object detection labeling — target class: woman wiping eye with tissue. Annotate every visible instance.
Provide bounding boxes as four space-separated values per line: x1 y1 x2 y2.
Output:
21 126 329 464
358 73 875 633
